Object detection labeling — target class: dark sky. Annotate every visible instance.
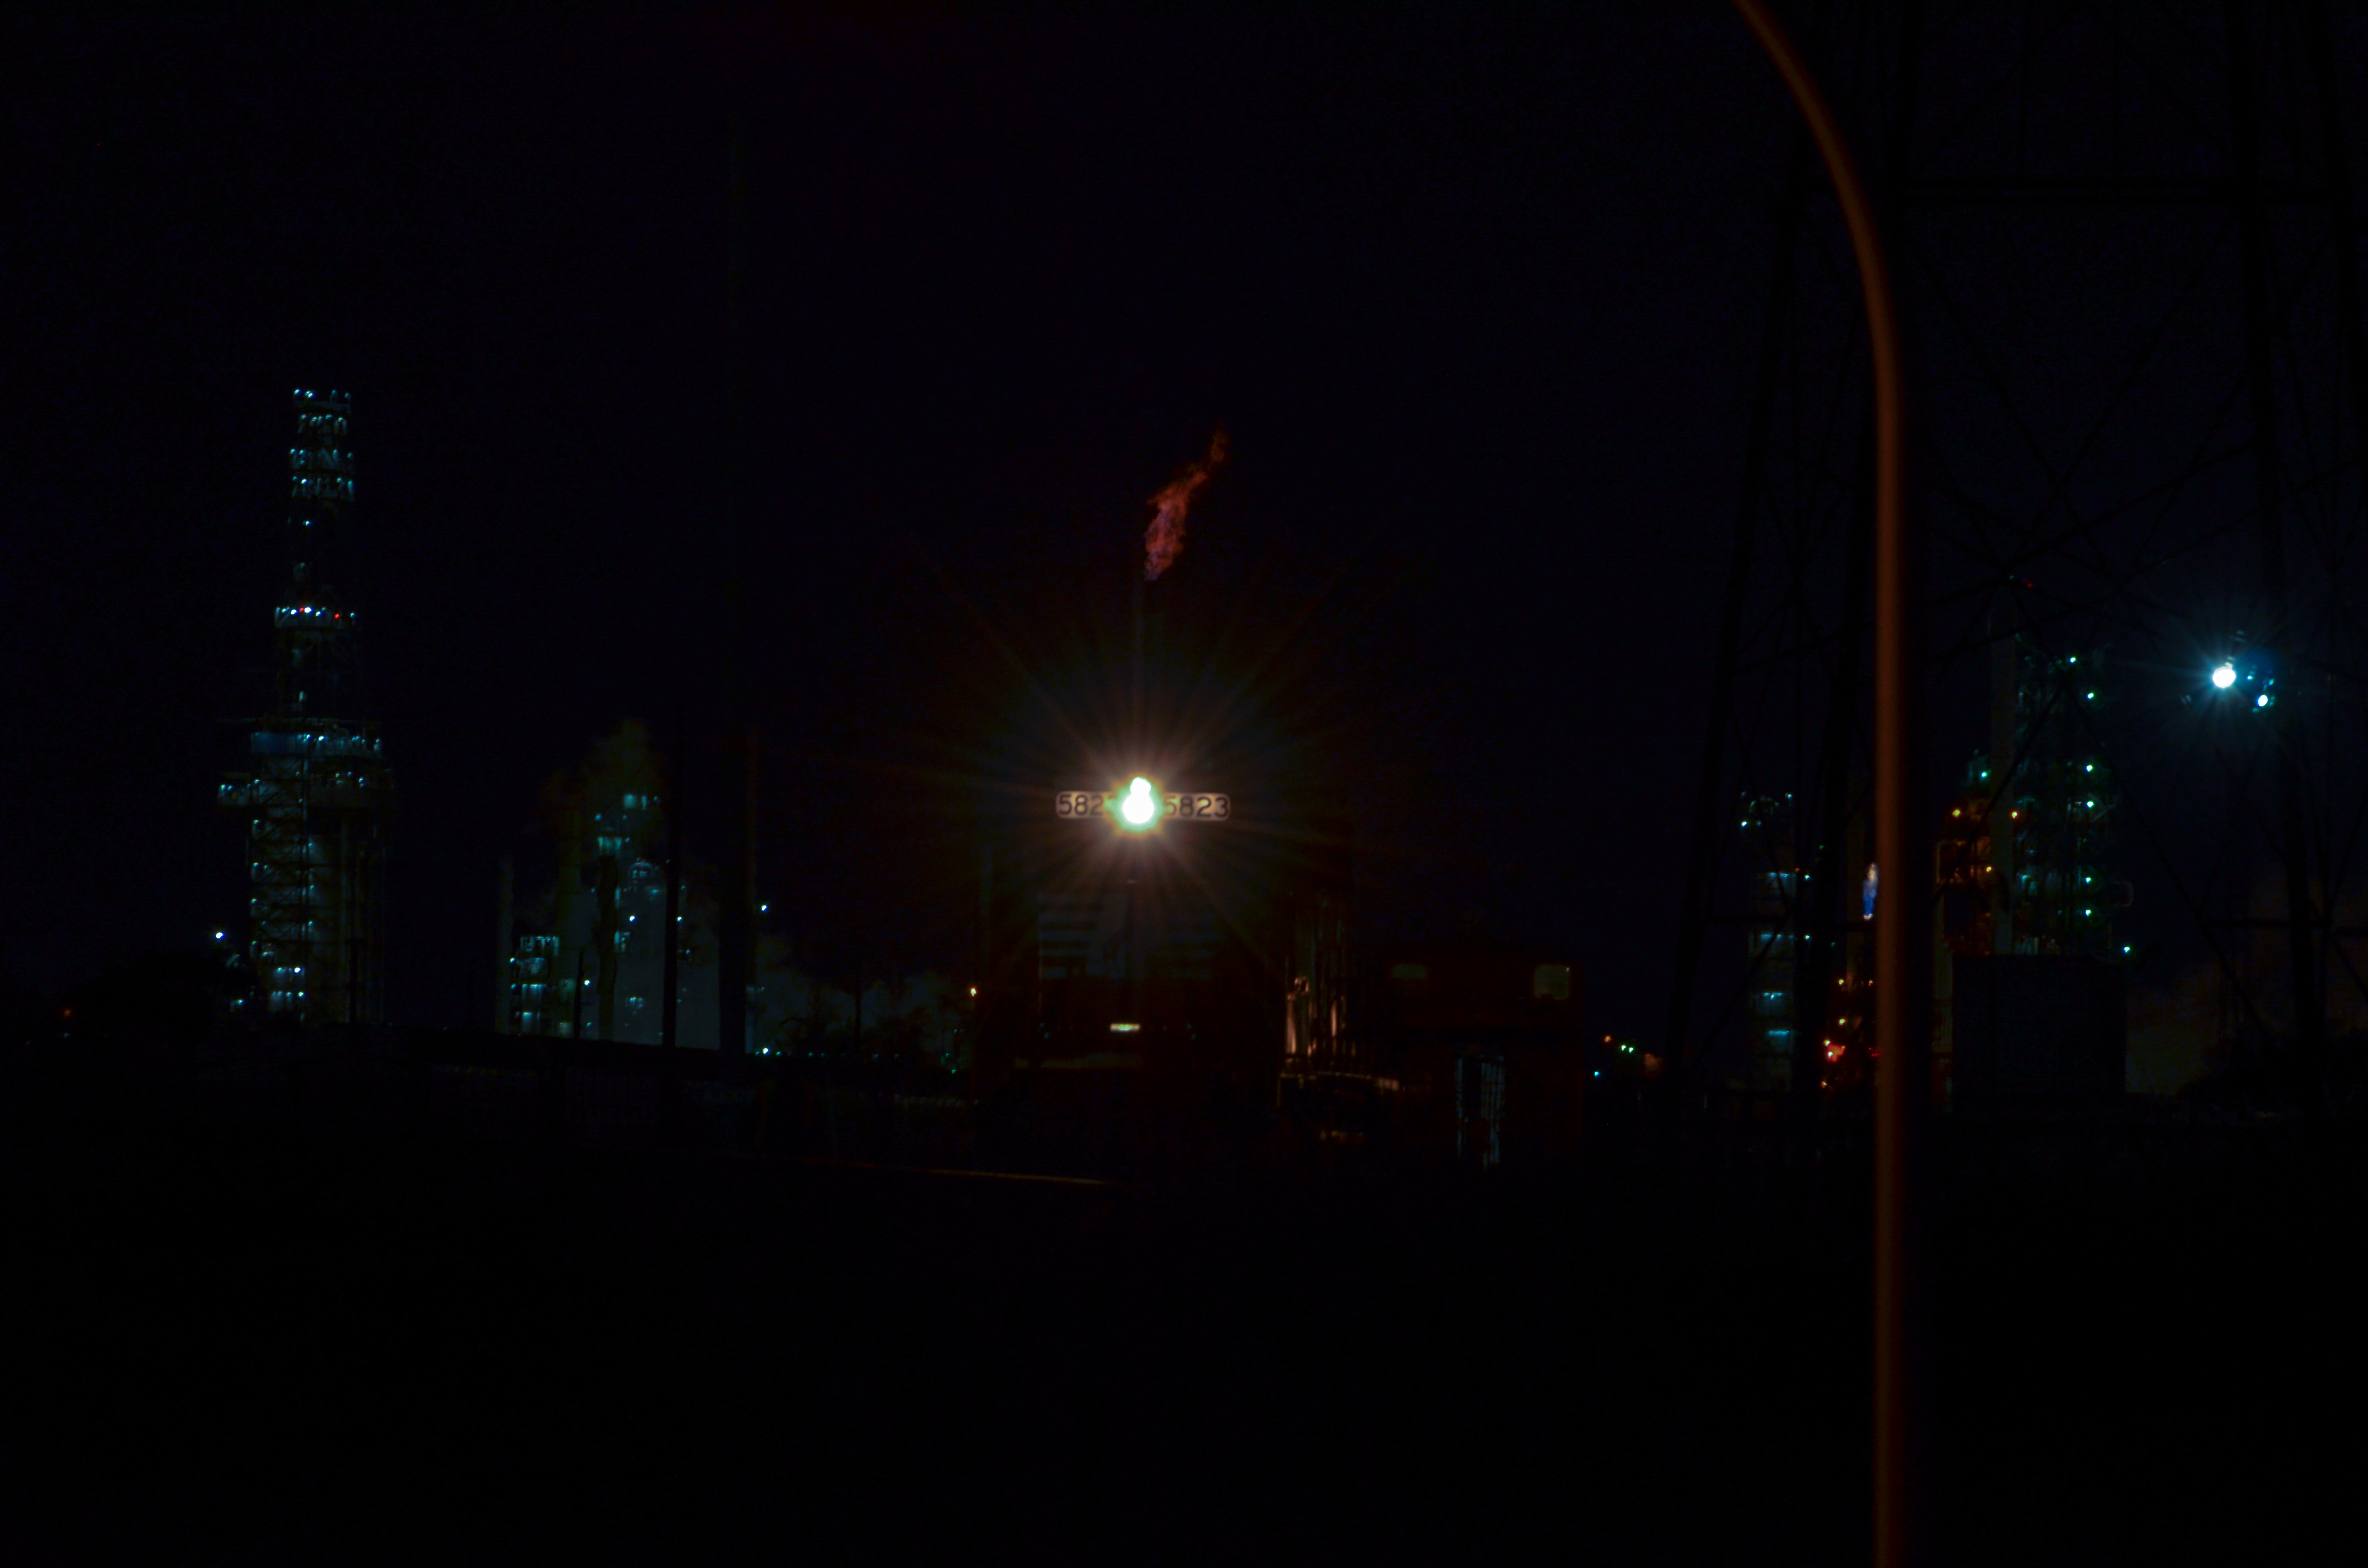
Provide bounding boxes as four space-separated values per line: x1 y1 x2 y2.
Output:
32 4 2356 1061
7 7 1796 1036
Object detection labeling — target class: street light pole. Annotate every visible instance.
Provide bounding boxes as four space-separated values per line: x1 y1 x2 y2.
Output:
1728 4 1931 1564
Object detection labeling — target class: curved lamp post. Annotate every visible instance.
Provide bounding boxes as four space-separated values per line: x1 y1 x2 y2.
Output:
1727 4 1930 1564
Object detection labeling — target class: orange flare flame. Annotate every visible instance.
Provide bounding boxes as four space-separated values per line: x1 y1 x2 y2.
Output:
1144 425 1229 581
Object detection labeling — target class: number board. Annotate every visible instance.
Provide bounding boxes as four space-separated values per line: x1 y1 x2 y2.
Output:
1055 790 1231 821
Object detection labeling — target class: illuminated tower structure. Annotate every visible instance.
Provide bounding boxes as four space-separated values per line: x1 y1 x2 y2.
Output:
1998 645 2126 957
506 788 670 1041
1938 638 2127 961
221 390 393 1025
1670 3 2368 1107
1739 792 1803 1090
1936 637 2132 1103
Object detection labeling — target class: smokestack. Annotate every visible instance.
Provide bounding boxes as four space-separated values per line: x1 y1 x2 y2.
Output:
1136 428 1222 747
1132 571 1145 747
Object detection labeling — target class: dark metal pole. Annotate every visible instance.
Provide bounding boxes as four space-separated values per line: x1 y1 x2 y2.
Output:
1729 7 1928 1567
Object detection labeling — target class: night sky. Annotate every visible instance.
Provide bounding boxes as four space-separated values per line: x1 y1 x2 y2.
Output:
16 7 2355 1055
8 8 1793 1036
12 19 2363 1560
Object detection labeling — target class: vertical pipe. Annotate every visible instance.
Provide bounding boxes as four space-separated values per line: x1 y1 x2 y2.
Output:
1728 6 1927 1565
1132 573 1147 757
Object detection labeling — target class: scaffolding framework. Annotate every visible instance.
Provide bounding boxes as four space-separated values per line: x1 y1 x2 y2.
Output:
504 789 667 1040
1671 2 2368 1102
223 391 393 1026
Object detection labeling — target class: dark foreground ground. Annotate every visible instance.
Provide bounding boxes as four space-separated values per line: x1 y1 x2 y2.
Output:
0 1102 2356 1565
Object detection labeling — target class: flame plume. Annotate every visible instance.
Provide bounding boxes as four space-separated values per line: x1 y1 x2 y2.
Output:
1143 426 1229 581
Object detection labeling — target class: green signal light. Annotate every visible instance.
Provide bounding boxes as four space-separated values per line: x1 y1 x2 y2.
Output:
1119 776 1160 830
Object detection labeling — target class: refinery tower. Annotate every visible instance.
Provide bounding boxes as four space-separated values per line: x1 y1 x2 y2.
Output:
221 390 394 1024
